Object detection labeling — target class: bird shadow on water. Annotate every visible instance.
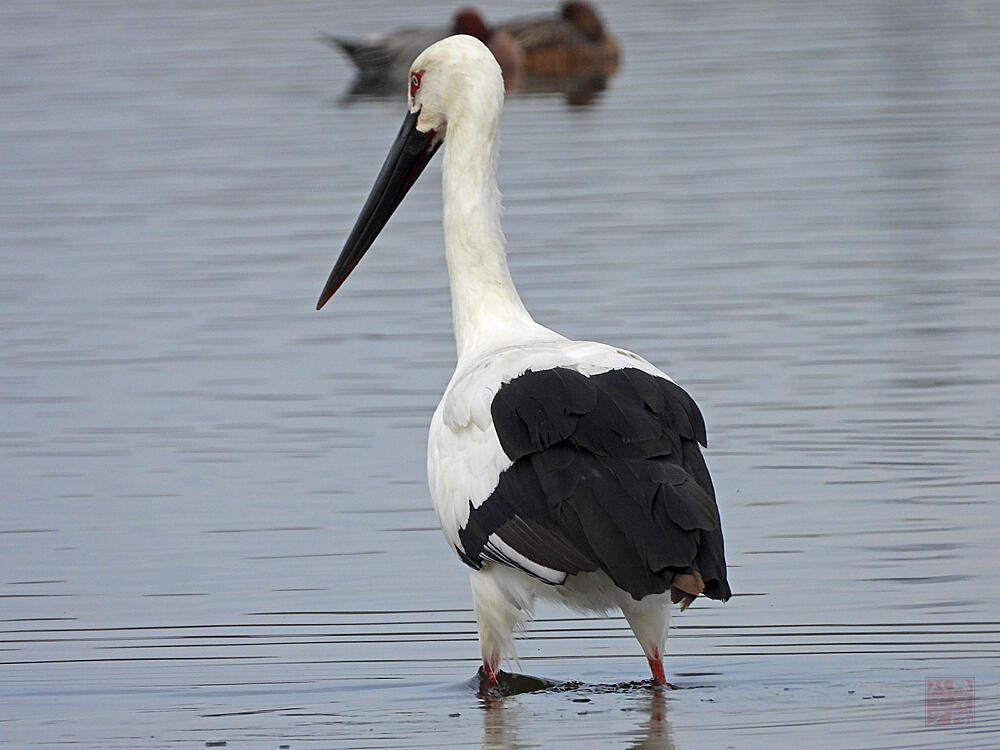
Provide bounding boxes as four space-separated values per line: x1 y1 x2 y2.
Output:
474 672 677 750
470 668 562 699
469 667 713 698
334 69 612 108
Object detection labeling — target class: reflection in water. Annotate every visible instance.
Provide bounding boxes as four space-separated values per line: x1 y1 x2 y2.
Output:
627 690 675 750
481 698 522 750
480 687 675 750
515 69 611 106
339 67 614 107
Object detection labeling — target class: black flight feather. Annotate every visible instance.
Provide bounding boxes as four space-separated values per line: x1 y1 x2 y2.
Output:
457 367 731 602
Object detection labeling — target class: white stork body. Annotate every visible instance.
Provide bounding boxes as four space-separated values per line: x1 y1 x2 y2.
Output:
317 35 730 687
429 338 680 676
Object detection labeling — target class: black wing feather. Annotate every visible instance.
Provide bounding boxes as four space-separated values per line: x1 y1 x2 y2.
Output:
457 367 731 602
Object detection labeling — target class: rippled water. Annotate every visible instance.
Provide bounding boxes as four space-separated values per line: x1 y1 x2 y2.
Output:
2 0 999 747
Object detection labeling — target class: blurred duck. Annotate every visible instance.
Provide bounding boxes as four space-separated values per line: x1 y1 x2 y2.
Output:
500 1 619 77
322 8 522 96
453 8 524 90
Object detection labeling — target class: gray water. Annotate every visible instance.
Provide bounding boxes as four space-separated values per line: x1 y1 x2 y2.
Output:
2 0 999 747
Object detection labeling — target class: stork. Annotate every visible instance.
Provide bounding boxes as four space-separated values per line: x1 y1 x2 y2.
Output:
316 35 730 688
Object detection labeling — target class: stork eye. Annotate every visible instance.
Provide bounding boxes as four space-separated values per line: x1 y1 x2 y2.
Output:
410 71 423 98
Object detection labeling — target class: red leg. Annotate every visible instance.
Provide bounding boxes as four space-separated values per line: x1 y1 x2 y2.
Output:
477 655 501 699
647 650 667 686
481 654 500 685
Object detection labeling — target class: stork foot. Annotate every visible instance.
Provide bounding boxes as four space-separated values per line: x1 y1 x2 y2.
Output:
476 665 503 700
647 655 668 687
480 661 499 686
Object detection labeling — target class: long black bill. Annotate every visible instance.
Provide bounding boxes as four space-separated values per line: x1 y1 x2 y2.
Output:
316 110 441 310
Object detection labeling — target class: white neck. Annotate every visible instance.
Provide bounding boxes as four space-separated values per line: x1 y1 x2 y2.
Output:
440 113 541 361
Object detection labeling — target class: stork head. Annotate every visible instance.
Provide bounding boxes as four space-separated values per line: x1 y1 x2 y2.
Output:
317 35 503 310
408 34 504 139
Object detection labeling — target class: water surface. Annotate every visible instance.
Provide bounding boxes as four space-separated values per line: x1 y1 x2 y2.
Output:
2 0 998 747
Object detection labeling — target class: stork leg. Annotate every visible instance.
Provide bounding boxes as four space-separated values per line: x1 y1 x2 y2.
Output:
621 595 672 686
469 567 534 688
647 650 667 686
480 654 500 686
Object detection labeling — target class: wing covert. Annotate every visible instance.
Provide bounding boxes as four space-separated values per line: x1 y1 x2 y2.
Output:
458 366 731 603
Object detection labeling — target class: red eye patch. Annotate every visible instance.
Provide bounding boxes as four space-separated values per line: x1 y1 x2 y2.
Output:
410 70 423 99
